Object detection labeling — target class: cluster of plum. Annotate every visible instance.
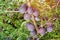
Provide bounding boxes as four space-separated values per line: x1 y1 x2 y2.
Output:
26 22 53 40
19 3 54 40
19 4 40 21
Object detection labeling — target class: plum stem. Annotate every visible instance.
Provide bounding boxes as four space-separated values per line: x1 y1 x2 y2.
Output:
56 0 60 13
27 0 39 31
31 14 38 33
31 14 38 40
27 0 38 40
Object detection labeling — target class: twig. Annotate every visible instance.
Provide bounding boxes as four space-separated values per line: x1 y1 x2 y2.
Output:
56 0 60 13
31 14 38 33
31 14 38 40
27 0 39 40
27 0 38 32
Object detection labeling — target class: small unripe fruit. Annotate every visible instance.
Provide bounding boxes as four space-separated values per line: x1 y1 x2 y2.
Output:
19 4 27 14
27 7 34 14
47 26 53 32
38 27 46 36
33 10 40 17
30 30 37 36
46 22 53 27
24 13 31 20
26 22 35 31
35 17 40 21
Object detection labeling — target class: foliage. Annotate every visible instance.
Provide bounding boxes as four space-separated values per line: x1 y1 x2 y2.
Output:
0 0 60 40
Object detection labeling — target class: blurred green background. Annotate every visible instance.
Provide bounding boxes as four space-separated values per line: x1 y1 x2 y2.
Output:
0 0 60 40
